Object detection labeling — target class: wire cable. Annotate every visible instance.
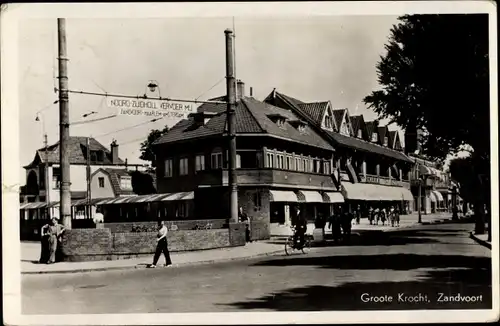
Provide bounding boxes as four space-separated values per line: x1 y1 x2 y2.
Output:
71 114 118 126
93 117 164 138
195 77 226 101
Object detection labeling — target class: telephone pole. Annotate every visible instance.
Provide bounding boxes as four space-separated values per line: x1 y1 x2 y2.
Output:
225 29 238 223
58 18 72 229
86 137 92 220
44 133 50 217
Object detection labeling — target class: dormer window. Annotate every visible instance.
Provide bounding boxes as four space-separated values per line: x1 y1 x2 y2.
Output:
267 113 288 129
90 150 104 162
289 120 307 133
384 137 389 146
357 129 362 138
120 176 132 190
372 133 378 142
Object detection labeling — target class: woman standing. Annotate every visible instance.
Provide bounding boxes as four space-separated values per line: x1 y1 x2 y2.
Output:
45 218 65 264
148 221 172 268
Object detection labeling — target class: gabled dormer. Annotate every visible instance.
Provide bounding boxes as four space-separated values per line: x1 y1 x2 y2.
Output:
267 113 288 129
378 125 390 147
320 103 336 131
188 111 219 129
333 109 352 136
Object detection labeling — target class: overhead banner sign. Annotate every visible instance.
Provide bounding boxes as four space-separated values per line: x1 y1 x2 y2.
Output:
106 97 195 119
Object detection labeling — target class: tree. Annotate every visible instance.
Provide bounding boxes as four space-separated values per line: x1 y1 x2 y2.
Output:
364 14 490 234
130 171 156 195
139 125 169 169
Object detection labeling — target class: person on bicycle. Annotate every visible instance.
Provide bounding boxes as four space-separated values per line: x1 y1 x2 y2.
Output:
293 214 307 248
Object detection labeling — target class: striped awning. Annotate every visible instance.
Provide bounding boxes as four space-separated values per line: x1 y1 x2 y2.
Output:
20 202 56 210
432 190 444 202
399 188 414 201
296 190 323 203
96 192 194 205
322 192 344 203
429 191 437 203
71 198 110 207
161 192 194 201
269 190 298 202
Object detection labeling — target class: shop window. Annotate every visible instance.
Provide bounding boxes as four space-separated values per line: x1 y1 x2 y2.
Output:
176 202 188 218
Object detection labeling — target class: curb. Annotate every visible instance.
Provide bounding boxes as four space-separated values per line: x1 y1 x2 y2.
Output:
469 232 492 250
21 249 284 275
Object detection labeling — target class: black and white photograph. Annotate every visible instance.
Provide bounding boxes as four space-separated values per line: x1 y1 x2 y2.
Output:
2 2 498 325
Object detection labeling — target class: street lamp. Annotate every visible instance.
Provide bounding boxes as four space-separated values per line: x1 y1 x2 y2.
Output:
145 80 161 98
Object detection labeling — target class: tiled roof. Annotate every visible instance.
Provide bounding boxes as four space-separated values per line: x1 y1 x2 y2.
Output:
197 101 227 114
327 131 412 162
332 109 347 132
33 137 125 166
297 102 329 125
103 168 135 196
272 90 411 162
153 97 333 150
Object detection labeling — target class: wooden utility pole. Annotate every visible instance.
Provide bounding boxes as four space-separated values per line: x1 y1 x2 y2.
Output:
44 133 50 218
225 29 238 223
86 137 92 220
58 18 72 229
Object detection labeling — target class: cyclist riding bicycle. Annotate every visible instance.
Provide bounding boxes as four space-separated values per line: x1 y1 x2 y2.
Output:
292 216 308 249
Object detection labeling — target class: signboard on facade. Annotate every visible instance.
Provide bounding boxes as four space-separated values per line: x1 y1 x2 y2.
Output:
106 97 195 119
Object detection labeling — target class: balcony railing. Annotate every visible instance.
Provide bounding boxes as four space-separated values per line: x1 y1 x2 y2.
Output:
197 168 337 190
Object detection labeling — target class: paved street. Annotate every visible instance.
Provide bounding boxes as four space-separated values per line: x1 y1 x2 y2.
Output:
22 222 491 314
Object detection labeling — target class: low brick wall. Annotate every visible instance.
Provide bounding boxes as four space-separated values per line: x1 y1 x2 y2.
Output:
250 221 270 240
61 227 236 262
101 219 228 233
229 223 246 246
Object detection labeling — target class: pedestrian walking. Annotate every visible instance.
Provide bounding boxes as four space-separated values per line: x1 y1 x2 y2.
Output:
374 207 380 225
390 206 395 227
148 221 172 268
395 206 400 226
368 206 374 225
341 211 353 243
39 223 50 264
328 210 342 243
43 218 65 264
380 208 387 226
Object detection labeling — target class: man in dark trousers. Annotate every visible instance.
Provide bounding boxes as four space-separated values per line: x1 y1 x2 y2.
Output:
148 221 172 268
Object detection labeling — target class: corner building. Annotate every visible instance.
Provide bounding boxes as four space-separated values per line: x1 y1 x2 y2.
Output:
152 82 343 240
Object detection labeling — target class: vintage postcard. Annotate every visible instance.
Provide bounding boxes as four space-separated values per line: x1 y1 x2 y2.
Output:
2 1 498 325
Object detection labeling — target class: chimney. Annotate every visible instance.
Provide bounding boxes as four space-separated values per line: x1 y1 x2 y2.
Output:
110 140 119 164
236 80 245 100
250 87 253 97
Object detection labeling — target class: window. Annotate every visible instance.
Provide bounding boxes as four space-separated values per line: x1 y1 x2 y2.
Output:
236 154 241 168
323 161 331 175
164 159 173 177
384 137 389 146
211 152 223 169
324 115 333 129
98 177 105 188
357 129 363 138
276 154 284 169
120 176 132 190
372 133 378 142
315 160 321 173
179 158 189 175
266 153 275 168
176 202 188 218
286 156 292 170
253 192 262 210
195 155 205 172
238 151 258 168
52 167 61 189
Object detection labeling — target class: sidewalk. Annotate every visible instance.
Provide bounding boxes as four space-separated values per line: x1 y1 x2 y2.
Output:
21 241 284 275
470 232 492 250
271 212 453 237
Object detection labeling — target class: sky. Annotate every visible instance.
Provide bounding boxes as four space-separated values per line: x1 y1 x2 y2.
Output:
18 16 406 184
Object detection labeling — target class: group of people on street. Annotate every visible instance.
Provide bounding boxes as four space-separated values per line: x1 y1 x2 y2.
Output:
367 205 401 227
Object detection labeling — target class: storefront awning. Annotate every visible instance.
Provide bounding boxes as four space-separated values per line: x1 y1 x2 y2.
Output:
20 202 57 210
341 182 373 201
269 190 298 202
322 192 345 203
296 190 323 203
429 191 437 203
161 191 194 201
399 188 414 201
368 185 400 201
419 165 432 175
432 190 444 202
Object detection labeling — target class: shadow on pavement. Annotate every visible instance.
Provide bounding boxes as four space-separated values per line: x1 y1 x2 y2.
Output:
253 253 491 271
223 255 491 311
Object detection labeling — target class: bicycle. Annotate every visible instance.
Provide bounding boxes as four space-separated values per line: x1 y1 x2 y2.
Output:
285 226 311 256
